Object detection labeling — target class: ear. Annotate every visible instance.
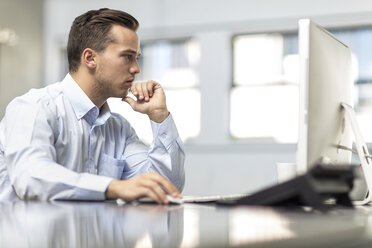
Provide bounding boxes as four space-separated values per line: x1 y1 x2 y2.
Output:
81 48 97 69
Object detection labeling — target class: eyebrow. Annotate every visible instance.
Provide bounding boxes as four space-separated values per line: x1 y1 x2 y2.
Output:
121 49 141 56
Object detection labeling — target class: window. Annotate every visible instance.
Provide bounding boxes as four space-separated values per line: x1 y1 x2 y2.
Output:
231 27 372 143
108 38 201 144
231 33 299 143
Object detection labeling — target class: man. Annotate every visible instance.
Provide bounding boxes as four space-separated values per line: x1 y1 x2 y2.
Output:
0 8 185 204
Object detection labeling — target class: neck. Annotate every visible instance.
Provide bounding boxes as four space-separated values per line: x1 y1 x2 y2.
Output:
70 70 107 108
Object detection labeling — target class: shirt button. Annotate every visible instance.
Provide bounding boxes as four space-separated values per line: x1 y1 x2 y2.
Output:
161 133 167 138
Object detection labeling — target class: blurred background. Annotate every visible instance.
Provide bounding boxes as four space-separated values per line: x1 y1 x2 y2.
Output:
2 0 372 196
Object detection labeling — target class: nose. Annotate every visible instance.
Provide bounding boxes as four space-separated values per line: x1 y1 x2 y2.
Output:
130 61 140 74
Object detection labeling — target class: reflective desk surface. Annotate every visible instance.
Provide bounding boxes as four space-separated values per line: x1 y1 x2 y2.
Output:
1 200 372 248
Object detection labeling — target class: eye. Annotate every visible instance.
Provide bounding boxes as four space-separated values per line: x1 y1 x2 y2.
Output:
123 54 133 62
121 53 140 64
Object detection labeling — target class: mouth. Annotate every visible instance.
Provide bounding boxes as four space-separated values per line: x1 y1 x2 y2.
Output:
124 78 134 86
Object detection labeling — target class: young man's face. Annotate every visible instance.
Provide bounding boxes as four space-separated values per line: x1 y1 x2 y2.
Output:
94 25 141 99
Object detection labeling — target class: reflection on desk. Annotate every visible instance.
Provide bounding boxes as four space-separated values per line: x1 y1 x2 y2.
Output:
0 201 371 247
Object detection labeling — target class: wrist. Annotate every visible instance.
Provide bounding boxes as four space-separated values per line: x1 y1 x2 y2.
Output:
149 109 169 123
105 180 120 199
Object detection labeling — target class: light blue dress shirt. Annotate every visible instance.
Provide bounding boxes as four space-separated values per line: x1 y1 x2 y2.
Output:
0 74 185 201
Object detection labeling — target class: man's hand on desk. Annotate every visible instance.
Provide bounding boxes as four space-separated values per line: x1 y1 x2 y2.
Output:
105 172 182 204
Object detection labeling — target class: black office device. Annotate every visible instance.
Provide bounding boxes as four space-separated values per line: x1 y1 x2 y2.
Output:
216 164 358 210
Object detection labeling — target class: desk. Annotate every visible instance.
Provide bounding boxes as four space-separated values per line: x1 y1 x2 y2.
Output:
0 201 371 248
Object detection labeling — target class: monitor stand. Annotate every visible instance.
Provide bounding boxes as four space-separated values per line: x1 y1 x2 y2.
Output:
341 102 372 205
216 163 356 210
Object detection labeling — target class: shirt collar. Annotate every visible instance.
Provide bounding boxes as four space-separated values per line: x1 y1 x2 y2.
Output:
62 73 111 125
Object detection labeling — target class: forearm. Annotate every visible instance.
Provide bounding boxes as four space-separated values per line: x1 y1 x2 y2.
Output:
147 114 185 190
122 114 185 191
148 138 185 191
6 147 113 201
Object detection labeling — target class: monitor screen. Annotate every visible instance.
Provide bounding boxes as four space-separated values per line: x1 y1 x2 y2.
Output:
296 19 354 174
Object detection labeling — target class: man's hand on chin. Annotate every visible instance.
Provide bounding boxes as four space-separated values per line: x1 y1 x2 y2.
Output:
123 80 169 123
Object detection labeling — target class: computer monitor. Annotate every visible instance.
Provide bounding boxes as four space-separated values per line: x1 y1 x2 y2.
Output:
296 19 354 174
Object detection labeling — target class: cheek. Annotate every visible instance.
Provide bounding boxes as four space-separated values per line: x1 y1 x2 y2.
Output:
110 60 128 72
97 57 129 78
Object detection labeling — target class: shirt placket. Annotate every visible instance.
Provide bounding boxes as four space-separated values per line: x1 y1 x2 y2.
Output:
86 108 99 175
88 125 98 174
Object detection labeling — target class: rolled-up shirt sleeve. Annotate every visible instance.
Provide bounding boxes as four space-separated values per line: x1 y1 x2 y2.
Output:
121 114 185 191
4 96 113 201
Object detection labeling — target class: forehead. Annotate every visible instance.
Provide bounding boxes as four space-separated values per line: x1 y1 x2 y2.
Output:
108 25 140 50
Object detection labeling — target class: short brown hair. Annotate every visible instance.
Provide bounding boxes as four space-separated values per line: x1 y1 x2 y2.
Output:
67 8 139 72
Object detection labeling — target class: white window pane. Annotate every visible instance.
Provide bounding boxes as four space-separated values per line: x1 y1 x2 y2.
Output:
138 39 200 88
159 68 199 89
165 89 201 142
356 84 372 142
230 86 298 143
234 34 284 85
356 112 372 142
282 54 299 84
231 33 299 142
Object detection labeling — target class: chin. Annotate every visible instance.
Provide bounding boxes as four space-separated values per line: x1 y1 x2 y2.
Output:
119 91 129 98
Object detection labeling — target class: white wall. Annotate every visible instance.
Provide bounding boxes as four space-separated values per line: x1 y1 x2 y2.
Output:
0 0 43 118
43 0 372 195
44 0 372 84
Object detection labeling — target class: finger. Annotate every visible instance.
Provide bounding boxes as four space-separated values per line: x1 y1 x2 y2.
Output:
135 83 146 101
151 173 181 198
152 81 162 92
130 85 138 97
141 82 150 102
145 188 165 204
122 97 137 110
146 80 155 98
150 183 169 204
141 180 168 204
154 182 172 204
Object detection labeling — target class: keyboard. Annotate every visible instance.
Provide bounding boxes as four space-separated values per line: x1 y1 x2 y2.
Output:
116 193 250 205
175 193 251 204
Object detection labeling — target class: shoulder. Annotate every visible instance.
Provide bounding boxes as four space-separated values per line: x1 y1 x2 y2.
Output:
5 82 63 117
